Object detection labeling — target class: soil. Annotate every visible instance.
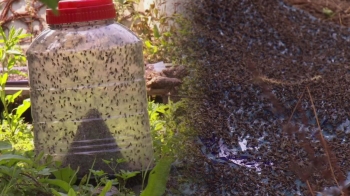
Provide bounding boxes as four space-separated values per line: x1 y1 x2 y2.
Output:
285 0 350 27
182 0 350 194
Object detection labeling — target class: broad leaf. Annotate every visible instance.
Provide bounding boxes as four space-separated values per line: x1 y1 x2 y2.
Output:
40 179 70 193
102 159 111 165
153 24 160 38
50 188 67 196
116 170 140 180
0 141 12 150
16 33 31 39
98 180 112 196
0 27 7 43
79 174 87 186
15 98 31 119
0 154 31 163
0 165 22 179
8 27 15 41
144 40 154 49
0 165 12 176
7 58 16 69
52 166 77 185
37 167 55 176
0 73 8 86
67 188 77 196
6 90 22 103
6 49 23 55
141 157 174 196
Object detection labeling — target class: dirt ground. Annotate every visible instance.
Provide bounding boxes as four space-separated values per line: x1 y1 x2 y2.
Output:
285 0 350 27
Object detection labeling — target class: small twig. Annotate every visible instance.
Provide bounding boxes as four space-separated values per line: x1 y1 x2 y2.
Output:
287 87 315 195
306 180 315 196
339 13 343 26
287 88 306 123
306 86 343 195
20 172 42 187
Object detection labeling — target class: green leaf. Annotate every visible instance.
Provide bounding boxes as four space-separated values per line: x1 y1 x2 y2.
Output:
0 154 31 163
153 24 160 38
102 159 111 165
141 157 174 196
144 40 153 49
6 90 22 103
0 27 8 43
153 8 159 18
7 58 16 70
1 73 8 86
0 141 12 150
50 188 67 196
6 49 22 55
0 165 13 176
99 180 112 196
34 151 45 163
150 45 158 54
116 170 140 180
0 51 6 62
15 98 31 119
14 53 27 62
37 168 55 176
8 27 15 41
67 188 77 196
116 158 126 164
16 33 31 39
40 179 71 193
41 0 59 15
54 161 62 168
0 165 22 179
52 166 77 185
154 123 164 131
163 32 172 37
323 7 334 18
79 174 87 186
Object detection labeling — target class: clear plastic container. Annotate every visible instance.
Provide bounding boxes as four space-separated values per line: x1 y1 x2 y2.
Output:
26 0 153 176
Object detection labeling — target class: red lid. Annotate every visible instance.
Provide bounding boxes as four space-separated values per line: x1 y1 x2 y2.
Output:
46 0 116 24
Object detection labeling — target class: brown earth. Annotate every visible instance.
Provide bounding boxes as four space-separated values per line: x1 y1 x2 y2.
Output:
178 0 350 195
285 0 350 27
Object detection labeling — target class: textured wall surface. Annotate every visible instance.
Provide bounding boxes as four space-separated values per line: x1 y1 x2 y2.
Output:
186 0 350 195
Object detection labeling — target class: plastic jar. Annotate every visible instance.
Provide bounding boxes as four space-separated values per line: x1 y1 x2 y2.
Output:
26 0 153 176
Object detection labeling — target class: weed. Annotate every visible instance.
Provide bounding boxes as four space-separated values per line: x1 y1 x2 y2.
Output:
148 99 192 160
114 0 182 63
0 26 32 152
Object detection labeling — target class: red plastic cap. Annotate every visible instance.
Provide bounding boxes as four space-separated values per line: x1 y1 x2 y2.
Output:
46 0 116 24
